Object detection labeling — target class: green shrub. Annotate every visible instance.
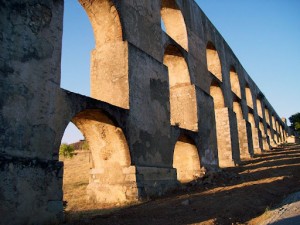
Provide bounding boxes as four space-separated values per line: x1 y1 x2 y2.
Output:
59 143 75 158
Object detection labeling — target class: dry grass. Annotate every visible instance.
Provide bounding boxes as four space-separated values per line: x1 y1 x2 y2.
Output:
60 151 134 222
60 151 90 211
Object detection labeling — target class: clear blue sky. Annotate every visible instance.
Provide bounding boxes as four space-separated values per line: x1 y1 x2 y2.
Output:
61 0 300 144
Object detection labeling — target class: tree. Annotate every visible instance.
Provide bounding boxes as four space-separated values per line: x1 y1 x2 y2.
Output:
59 143 75 158
289 112 300 132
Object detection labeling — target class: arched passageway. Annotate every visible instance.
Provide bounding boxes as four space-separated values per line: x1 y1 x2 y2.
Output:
79 0 129 109
62 109 138 204
173 135 201 183
60 123 90 212
259 121 270 150
210 82 239 167
164 45 198 131
230 67 241 98
248 113 262 154
61 0 94 97
256 99 263 118
206 42 222 81
233 100 253 159
265 108 270 125
245 85 254 109
161 0 188 51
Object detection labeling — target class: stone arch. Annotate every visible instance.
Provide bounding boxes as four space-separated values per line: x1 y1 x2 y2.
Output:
164 45 198 131
210 81 240 167
164 45 190 87
61 1 94 97
256 98 263 118
259 121 265 135
245 84 254 109
248 112 262 153
272 115 276 131
210 82 225 109
259 120 269 150
233 100 244 120
63 109 138 204
161 0 188 51
79 0 129 109
206 42 222 81
275 120 279 133
233 99 252 159
173 135 201 183
275 120 280 136
265 108 270 125
248 113 256 128
230 66 241 98
267 128 272 139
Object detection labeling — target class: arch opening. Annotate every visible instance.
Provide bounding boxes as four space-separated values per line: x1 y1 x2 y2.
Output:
206 42 222 81
164 45 198 131
173 135 201 183
265 108 270 125
60 123 91 213
230 67 241 98
210 83 225 109
245 85 254 109
259 121 265 135
60 109 138 212
272 116 276 131
210 82 239 167
161 0 188 51
233 100 252 159
61 1 94 96
256 99 263 118
79 0 129 109
248 113 256 127
233 100 243 120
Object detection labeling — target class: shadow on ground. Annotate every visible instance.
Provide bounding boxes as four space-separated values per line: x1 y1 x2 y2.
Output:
64 144 300 225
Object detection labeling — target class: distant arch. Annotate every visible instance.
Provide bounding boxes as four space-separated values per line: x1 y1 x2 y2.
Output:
272 115 276 131
206 42 222 81
259 121 265 134
210 82 225 109
256 99 263 118
161 0 188 51
230 66 241 98
164 45 198 131
267 128 272 138
245 84 253 108
248 113 256 128
265 108 270 125
164 45 191 88
233 100 243 119
173 135 201 183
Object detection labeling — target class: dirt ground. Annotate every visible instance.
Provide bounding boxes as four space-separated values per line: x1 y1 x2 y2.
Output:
61 143 300 225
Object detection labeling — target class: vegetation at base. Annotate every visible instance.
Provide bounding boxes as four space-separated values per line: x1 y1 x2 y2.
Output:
60 143 75 158
289 112 300 132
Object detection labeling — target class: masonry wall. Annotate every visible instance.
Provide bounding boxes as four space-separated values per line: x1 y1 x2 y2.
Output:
0 0 289 224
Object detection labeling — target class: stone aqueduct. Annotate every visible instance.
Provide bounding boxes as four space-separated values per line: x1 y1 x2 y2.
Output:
0 0 290 224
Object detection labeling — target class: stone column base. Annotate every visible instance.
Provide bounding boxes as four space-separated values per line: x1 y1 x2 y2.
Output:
215 108 240 168
252 128 263 154
136 166 178 197
87 165 178 203
237 119 253 160
87 166 140 204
